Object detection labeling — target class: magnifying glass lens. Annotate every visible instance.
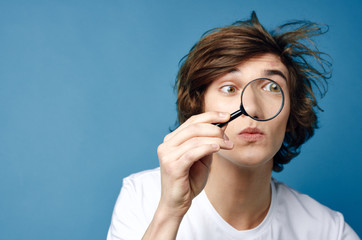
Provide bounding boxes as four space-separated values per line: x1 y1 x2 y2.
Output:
241 78 284 121
213 78 284 127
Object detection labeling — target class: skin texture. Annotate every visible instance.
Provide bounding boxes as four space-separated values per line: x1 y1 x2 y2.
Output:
142 53 290 239
204 53 290 229
204 53 290 169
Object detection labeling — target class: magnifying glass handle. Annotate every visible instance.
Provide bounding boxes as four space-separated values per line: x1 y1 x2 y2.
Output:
213 110 242 128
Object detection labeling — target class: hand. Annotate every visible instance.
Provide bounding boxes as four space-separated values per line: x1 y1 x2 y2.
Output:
156 112 234 218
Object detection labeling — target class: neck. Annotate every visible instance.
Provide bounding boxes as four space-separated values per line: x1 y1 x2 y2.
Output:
204 153 273 230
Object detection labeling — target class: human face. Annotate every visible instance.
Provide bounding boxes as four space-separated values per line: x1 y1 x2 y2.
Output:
204 53 290 168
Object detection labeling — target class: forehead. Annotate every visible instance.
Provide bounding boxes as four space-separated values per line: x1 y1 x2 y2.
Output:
230 53 289 81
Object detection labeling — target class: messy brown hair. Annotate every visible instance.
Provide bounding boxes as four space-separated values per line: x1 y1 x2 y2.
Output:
175 11 331 172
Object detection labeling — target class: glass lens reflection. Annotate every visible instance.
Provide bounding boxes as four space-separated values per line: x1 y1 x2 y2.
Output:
241 78 284 121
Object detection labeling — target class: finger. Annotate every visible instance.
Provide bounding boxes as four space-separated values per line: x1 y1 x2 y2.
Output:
179 144 221 170
164 112 230 142
166 123 227 147
161 136 233 165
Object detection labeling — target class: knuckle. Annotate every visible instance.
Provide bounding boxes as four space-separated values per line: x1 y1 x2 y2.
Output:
180 154 195 168
158 144 175 165
186 123 198 132
157 144 166 157
187 115 197 123
159 154 170 165
189 136 201 146
188 113 204 123
163 133 172 142
181 151 195 164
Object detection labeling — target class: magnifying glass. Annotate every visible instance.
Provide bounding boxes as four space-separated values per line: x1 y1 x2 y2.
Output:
214 78 285 127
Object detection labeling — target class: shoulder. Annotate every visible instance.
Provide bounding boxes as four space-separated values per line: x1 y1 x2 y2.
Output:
272 179 359 239
121 167 161 208
107 168 161 240
272 178 338 218
123 167 161 190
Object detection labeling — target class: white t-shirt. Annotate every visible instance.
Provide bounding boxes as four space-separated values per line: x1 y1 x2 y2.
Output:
107 168 359 240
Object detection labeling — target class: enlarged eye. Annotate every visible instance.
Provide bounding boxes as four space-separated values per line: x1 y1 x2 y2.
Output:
263 82 281 93
220 85 237 94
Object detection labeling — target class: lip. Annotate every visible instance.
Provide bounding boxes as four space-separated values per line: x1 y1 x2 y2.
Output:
238 127 265 142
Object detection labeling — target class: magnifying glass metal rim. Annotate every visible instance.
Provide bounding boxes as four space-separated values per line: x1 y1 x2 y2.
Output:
214 78 285 127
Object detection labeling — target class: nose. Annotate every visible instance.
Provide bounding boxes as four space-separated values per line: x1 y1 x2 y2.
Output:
241 86 264 120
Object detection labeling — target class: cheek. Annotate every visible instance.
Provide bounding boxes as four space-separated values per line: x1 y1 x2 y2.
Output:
203 90 214 112
270 97 290 143
204 93 240 113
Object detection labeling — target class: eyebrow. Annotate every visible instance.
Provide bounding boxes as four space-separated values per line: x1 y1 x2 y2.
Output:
225 68 288 82
264 69 288 81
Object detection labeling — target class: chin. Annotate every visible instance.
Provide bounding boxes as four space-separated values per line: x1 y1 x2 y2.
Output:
216 150 274 169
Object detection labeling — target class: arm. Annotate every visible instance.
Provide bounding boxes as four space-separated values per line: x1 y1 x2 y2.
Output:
338 215 360 240
142 112 233 239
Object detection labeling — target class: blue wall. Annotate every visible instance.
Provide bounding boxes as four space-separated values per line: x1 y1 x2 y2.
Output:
0 0 361 239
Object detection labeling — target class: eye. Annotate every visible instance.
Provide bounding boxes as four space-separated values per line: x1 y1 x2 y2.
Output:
263 82 281 93
220 85 237 94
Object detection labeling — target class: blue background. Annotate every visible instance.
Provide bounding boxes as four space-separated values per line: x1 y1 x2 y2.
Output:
0 0 361 239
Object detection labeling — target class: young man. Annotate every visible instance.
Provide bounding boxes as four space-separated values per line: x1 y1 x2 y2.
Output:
107 12 360 239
